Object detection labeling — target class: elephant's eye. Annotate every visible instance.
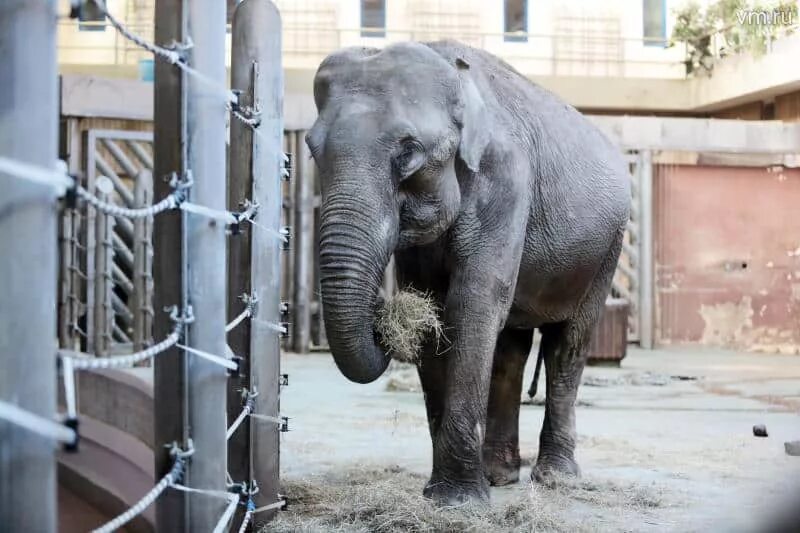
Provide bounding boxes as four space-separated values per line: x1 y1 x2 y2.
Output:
394 139 425 180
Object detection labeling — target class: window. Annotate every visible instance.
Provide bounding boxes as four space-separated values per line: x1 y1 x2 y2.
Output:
78 0 106 32
504 0 528 42
643 0 667 47
361 0 386 38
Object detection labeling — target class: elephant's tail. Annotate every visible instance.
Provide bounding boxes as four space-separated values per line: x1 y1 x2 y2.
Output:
527 340 545 399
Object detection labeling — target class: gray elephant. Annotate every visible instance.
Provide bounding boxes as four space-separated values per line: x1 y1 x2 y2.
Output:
307 40 630 505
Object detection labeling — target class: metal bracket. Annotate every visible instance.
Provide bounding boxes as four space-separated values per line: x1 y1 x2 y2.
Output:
282 152 293 181
280 226 291 251
279 416 290 432
279 301 290 321
279 322 290 339
279 374 289 387
62 417 79 453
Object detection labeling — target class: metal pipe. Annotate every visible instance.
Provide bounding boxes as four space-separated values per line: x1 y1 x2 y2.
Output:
153 0 189 527
0 2 59 527
231 0 283 518
292 130 312 353
94 187 116 356
133 170 154 352
639 150 654 349
185 0 229 527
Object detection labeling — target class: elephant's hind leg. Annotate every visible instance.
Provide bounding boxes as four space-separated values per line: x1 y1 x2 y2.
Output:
483 327 533 486
532 229 624 485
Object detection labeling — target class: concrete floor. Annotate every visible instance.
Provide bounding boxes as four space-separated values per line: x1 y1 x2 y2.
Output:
279 347 800 532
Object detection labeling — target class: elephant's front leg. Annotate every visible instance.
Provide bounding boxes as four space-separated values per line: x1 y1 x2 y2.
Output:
423 270 510 505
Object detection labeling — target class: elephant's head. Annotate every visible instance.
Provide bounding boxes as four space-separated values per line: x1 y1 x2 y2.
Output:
307 42 489 384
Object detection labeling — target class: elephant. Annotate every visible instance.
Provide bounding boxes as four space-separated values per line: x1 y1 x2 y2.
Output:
307 40 631 505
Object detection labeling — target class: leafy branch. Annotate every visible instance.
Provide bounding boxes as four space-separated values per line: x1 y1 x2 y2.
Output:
670 0 798 76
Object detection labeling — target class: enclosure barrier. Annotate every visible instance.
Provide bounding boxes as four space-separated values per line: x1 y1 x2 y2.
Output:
1 0 288 530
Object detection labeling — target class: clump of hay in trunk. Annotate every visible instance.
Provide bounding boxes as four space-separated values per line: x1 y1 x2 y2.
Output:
375 290 444 363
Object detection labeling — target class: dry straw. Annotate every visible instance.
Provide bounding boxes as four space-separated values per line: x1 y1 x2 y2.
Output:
374 289 445 363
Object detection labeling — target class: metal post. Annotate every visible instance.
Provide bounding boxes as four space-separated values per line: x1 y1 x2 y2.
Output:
0 0 59 530
185 0 230 527
639 149 654 349
94 183 115 356
292 131 312 353
153 0 188 529
311 167 327 348
231 0 284 518
133 170 154 352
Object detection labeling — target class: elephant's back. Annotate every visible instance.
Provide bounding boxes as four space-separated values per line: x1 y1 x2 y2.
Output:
424 41 630 323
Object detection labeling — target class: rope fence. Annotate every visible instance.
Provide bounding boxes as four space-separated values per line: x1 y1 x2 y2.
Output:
92 446 191 533
0 400 77 445
0 2 289 531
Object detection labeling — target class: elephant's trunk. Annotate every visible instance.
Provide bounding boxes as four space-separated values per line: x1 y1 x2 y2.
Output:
319 190 394 384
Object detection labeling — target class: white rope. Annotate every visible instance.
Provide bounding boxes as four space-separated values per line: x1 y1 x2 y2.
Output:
180 201 238 224
92 455 187 533
238 506 254 533
0 400 76 444
232 108 261 128
248 219 289 243
252 498 286 514
171 484 240 533
176 343 239 371
91 0 239 109
0 156 73 194
214 493 241 533
60 324 181 370
77 184 180 219
249 413 285 426
62 356 77 419
226 403 253 441
225 307 251 333
254 317 288 335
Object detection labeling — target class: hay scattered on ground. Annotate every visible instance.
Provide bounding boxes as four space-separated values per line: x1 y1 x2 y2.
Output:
375 290 444 364
267 466 668 533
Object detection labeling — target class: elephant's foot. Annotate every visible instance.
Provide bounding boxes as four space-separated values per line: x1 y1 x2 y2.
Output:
482 442 520 486
423 476 489 507
531 454 580 488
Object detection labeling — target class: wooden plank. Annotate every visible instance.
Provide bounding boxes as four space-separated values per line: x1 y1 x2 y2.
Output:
590 115 800 154
61 74 154 120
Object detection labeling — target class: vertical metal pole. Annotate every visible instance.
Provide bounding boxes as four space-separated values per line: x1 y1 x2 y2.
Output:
94 184 115 356
231 0 284 518
292 131 312 353
153 0 188 529
311 166 327 348
185 0 229 528
133 170 154 352
0 0 59 530
639 149 654 349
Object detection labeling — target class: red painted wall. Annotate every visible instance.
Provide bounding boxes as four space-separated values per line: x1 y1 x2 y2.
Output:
654 164 800 353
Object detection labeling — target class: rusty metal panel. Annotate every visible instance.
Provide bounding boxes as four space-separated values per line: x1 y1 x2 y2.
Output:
654 163 800 353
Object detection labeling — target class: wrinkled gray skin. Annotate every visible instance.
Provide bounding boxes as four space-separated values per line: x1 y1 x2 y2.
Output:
308 40 630 505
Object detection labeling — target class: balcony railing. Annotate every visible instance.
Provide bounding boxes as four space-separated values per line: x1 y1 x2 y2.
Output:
58 19 689 79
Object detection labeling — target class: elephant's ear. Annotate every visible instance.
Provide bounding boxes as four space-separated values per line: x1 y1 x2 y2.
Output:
454 58 490 173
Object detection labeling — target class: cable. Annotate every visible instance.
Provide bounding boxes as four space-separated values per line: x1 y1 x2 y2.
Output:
0 400 77 445
76 185 181 219
92 450 189 533
171 484 240 533
176 343 239 371
0 156 73 194
60 322 182 370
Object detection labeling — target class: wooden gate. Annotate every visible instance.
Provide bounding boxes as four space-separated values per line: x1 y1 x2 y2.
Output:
58 128 155 355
